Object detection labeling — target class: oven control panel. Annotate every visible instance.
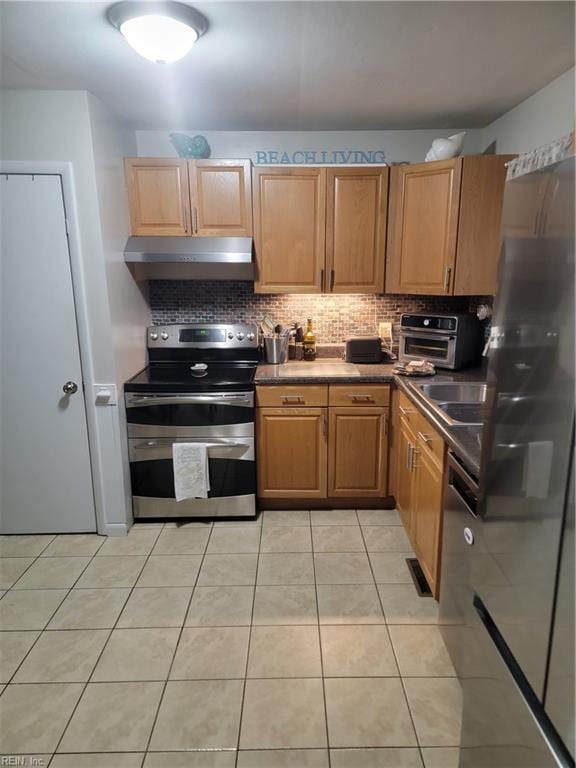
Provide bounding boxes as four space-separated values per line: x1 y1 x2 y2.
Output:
400 314 459 332
147 324 259 348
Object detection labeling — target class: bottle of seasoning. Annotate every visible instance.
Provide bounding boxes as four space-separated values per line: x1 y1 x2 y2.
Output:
302 318 317 361
288 323 297 360
295 324 304 360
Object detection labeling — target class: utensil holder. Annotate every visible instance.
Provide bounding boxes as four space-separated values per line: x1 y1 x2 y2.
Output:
264 336 289 364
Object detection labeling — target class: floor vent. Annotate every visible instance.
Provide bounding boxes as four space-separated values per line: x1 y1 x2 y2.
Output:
406 558 433 597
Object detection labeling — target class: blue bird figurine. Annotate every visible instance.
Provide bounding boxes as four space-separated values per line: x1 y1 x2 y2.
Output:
169 133 211 159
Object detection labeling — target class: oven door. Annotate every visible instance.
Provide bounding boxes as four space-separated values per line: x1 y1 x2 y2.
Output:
400 332 456 368
125 391 254 437
129 436 256 518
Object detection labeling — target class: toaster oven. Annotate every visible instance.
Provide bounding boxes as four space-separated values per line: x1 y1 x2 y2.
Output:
399 313 481 370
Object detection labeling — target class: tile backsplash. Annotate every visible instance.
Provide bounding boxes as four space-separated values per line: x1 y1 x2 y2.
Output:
150 281 492 344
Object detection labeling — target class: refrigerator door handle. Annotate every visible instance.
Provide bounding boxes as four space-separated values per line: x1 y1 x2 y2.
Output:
473 595 575 768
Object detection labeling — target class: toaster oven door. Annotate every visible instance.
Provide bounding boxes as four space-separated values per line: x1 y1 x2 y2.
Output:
400 332 456 368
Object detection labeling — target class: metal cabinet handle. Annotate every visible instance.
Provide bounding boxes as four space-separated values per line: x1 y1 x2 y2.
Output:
320 268 325 291
406 443 412 470
411 445 419 471
349 394 374 402
417 431 433 445
399 405 414 416
282 395 304 404
330 269 335 290
444 266 452 292
322 413 328 440
384 413 388 436
184 206 189 233
62 381 78 395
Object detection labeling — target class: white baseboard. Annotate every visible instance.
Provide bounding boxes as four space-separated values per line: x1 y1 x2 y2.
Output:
101 522 129 537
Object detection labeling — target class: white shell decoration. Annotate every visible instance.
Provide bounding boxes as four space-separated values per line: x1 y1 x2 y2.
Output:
425 131 466 162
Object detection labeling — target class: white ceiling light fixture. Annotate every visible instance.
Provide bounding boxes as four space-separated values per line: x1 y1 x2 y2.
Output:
107 1 208 63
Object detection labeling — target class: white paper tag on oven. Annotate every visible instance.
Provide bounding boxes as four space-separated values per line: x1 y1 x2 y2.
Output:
173 443 211 501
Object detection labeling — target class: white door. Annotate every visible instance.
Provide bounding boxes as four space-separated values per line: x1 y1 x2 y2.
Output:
1 174 96 533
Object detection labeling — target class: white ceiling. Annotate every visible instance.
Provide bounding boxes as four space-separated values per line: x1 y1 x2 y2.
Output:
1 1 574 131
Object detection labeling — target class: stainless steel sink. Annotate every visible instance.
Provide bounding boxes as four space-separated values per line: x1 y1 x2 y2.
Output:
411 380 487 426
417 383 487 403
436 402 484 425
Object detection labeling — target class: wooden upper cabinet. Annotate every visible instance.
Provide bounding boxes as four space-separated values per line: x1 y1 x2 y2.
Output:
386 155 513 296
454 155 514 295
328 407 388 498
125 158 191 236
326 167 388 293
253 168 326 293
189 160 252 237
386 160 461 295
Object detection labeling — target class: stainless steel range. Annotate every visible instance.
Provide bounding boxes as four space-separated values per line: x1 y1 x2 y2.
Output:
124 323 259 519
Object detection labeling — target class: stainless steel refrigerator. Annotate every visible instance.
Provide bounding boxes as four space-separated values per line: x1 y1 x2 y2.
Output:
440 155 575 768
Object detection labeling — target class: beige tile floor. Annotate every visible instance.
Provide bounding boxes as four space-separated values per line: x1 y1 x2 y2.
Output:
0 510 462 768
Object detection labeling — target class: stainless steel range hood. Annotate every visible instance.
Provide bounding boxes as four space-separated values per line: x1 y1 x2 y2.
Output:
124 236 254 281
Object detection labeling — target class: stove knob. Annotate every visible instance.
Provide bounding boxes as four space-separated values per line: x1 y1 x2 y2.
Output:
247 333 255 341
237 332 245 341
228 331 234 339
161 332 169 341
150 332 158 341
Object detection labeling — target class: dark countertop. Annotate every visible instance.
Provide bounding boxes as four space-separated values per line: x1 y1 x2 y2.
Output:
256 359 485 476
396 377 483 478
255 359 398 384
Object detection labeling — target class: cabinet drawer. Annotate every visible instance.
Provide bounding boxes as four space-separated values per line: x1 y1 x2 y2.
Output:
413 413 445 468
398 391 444 468
398 391 420 429
256 385 328 407
329 384 390 407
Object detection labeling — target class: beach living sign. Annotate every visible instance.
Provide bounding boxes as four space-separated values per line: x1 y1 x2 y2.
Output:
254 149 387 164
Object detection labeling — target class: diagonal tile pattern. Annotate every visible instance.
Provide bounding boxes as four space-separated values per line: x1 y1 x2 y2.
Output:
0 509 461 765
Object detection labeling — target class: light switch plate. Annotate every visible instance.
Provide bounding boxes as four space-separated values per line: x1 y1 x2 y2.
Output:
379 322 392 338
93 384 118 406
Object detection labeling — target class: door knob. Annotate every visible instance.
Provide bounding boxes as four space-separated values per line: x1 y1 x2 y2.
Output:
62 381 78 395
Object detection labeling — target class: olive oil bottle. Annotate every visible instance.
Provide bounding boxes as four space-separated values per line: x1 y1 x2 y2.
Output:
302 318 317 361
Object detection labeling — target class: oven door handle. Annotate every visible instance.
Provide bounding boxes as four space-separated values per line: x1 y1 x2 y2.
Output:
126 394 253 407
134 440 245 450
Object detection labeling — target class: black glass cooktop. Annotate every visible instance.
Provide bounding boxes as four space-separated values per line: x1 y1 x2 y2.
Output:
125 363 257 393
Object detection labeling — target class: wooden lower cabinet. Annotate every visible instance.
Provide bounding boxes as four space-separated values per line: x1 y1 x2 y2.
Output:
412 444 444 596
257 408 327 498
396 417 417 536
387 388 400 497
256 385 390 501
328 407 388 498
392 393 446 598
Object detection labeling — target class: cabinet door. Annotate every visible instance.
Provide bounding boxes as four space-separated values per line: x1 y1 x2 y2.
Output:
453 155 514 296
388 388 400 497
386 160 461 295
326 168 388 293
189 160 252 236
412 446 444 597
396 418 416 536
253 168 326 293
328 407 388 498
257 408 327 498
125 158 191 236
